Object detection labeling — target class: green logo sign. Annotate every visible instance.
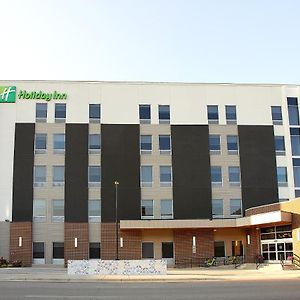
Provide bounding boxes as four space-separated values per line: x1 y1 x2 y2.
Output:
0 86 16 103
18 90 67 101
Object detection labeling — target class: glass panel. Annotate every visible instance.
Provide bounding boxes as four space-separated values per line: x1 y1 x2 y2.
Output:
228 167 240 183
53 166 64 182
291 136 300 156
36 103 47 118
161 200 173 218
214 241 225 257
294 166 300 188
89 243 101 259
142 242 154 259
230 199 242 216
33 200 46 217
162 242 174 258
160 166 172 183
141 166 152 184
55 104 66 119
34 166 46 183
261 227 275 234
262 253 269 260
285 243 293 251
288 105 299 125
227 136 238 151
140 135 152 151
269 243 276 251
52 200 64 217
89 166 101 182
209 135 220 151
262 244 268 251
260 233 276 240
89 134 101 150
278 252 285 260
33 242 44 259
141 200 153 217
159 135 171 151
207 105 219 121
211 166 222 183
271 106 282 122
139 104 151 120
212 199 223 217
53 134 65 150
277 167 287 183
35 134 47 150
276 232 292 239
226 105 236 121
276 225 292 232
53 242 64 259
277 243 284 251
159 105 170 121
89 104 101 119
275 136 285 152
89 200 101 217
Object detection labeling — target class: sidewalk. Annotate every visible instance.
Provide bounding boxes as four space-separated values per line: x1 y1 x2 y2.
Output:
0 264 300 282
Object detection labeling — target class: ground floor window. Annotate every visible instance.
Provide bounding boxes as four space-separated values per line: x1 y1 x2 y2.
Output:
162 242 174 259
214 241 225 257
33 242 44 259
231 241 243 256
142 242 154 259
89 243 101 259
53 242 64 259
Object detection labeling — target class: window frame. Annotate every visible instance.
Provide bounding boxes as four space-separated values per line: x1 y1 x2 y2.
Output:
160 165 172 187
141 199 154 219
140 165 153 187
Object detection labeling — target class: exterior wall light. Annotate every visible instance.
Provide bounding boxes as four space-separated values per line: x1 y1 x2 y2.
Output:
192 236 196 253
120 237 123 248
74 237 78 248
247 234 251 245
18 237 22 247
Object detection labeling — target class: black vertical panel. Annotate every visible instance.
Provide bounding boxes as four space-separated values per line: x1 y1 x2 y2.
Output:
238 125 278 210
12 123 35 222
171 125 212 219
65 124 88 222
101 124 140 221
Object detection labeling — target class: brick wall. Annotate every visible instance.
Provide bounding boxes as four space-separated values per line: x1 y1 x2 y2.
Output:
245 227 260 263
10 222 32 267
174 228 214 264
101 222 118 259
64 223 89 264
119 229 142 260
245 203 280 216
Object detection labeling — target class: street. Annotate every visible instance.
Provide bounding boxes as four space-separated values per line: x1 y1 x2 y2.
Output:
1 280 300 300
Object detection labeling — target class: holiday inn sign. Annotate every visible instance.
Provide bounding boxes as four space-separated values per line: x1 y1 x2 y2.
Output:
0 86 67 103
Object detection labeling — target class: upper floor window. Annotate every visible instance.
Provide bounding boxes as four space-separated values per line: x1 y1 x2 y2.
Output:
293 158 300 188
89 134 101 152
140 135 152 153
271 106 283 125
290 128 300 156
207 105 219 124
53 166 65 186
139 104 151 124
228 166 240 186
88 166 101 186
33 199 46 222
88 199 101 222
227 135 238 154
212 199 223 218
53 134 65 153
160 199 173 219
160 166 172 187
35 134 47 154
275 136 285 156
159 105 170 124
34 166 46 187
140 166 152 187
287 97 299 125
277 167 288 186
141 199 154 219
209 135 221 154
55 103 66 122
36 103 47 122
89 104 101 122
226 105 237 124
230 199 242 217
211 166 222 186
52 199 64 222
159 135 171 154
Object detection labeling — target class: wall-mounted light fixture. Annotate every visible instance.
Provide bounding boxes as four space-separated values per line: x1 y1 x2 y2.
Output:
120 237 123 248
18 237 22 247
192 236 196 254
74 237 78 248
247 234 251 245
297 229 300 242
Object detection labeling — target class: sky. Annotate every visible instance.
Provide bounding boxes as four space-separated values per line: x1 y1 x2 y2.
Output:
1 0 300 84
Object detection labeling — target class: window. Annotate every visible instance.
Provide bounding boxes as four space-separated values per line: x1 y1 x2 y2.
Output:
33 200 46 222
89 243 101 259
287 97 299 125
228 166 240 186
212 199 223 218
35 134 47 153
162 242 174 259
89 104 101 122
226 105 237 124
277 167 288 186
159 135 171 154
52 199 64 222
227 135 238 154
140 166 152 187
33 242 44 260
53 242 64 261
141 200 154 219
140 135 152 153
34 166 46 186
139 104 151 124
209 135 221 154
88 200 101 222
89 134 101 152
230 199 242 216
293 159 300 188
290 128 300 156
55 103 66 121
214 241 225 257
207 105 219 124
275 136 285 155
160 166 172 187
36 103 47 122
53 134 65 153
160 199 173 219
53 166 64 186
142 242 154 259
158 105 170 124
89 166 101 186
211 166 222 185
271 106 282 125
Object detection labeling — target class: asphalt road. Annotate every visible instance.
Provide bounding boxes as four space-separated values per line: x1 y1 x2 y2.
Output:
1 280 300 300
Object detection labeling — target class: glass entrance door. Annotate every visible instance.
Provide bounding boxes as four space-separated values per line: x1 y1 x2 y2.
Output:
261 241 293 262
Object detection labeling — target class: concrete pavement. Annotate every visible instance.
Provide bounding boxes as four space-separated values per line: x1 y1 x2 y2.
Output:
0 264 300 282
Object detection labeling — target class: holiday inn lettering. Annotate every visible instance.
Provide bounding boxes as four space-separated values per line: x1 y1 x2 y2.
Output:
18 90 67 101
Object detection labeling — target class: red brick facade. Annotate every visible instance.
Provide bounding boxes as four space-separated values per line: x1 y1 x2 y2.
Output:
119 229 142 260
10 222 32 267
174 228 214 264
64 223 89 264
245 203 281 216
101 222 118 259
245 227 260 263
